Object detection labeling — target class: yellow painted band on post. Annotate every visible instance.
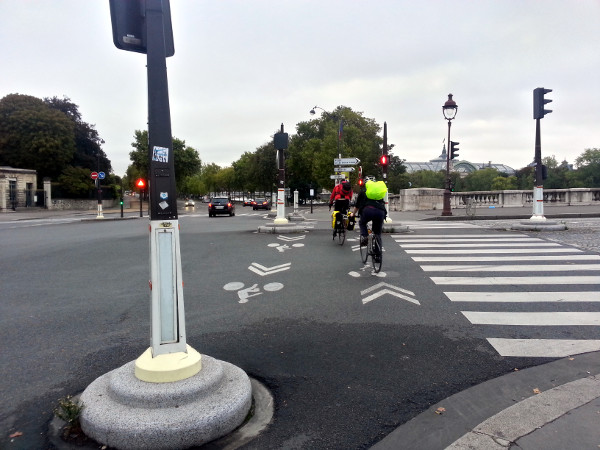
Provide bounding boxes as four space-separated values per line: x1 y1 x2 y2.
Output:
134 345 202 383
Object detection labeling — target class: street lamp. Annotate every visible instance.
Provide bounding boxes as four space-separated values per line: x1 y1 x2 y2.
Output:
442 93 458 216
309 105 345 185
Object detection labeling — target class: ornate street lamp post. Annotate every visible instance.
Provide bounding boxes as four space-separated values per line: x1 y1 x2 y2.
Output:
442 93 458 216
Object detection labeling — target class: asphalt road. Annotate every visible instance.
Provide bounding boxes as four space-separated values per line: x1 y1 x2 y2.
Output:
2 208 599 449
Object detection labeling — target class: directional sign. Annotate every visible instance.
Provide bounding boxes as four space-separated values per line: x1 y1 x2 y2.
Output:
91 172 98 180
330 174 346 180
334 157 360 166
98 171 106 180
334 167 355 172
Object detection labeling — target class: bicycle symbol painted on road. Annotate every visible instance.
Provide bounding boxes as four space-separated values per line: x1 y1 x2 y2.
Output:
223 281 284 304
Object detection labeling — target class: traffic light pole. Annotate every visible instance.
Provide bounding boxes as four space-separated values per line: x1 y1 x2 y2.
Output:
442 120 453 216
274 124 289 224
138 0 197 375
382 122 392 223
531 118 546 221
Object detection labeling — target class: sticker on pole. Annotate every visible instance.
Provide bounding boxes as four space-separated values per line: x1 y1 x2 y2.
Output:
152 146 169 163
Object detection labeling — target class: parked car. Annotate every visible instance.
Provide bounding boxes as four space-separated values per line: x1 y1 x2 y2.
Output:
184 198 195 207
243 198 254 207
253 198 270 210
208 197 235 217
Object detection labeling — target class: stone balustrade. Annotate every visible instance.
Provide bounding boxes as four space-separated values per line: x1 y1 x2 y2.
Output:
389 187 600 212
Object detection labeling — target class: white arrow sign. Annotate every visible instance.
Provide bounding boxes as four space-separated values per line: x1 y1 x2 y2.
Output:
248 262 291 276
360 282 421 305
330 174 345 180
334 157 361 165
334 167 355 172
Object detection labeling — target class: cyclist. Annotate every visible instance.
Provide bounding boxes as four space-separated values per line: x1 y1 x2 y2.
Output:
353 178 387 261
329 180 353 237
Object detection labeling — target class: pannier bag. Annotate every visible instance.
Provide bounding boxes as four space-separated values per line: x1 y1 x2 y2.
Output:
347 215 356 231
365 180 387 200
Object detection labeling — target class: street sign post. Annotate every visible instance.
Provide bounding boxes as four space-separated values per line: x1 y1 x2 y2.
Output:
334 167 355 172
91 172 98 180
334 157 360 166
330 174 346 180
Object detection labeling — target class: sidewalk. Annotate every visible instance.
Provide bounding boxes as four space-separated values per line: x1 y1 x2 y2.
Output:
372 351 600 450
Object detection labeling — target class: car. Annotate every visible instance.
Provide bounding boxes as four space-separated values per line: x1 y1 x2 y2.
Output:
184 198 195 207
243 198 254 207
208 197 235 217
253 198 270 210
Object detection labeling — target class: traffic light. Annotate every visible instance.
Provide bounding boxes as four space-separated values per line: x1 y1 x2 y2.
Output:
450 141 460 160
136 178 146 189
120 198 124 206
380 154 388 166
358 178 364 187
533 87 552 119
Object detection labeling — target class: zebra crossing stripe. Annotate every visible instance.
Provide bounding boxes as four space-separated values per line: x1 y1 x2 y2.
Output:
432 276 600 285
487 338 600 358
413 255 599 262
462 311 600 326
445 291 600 302
401 242 561 248
422 264 600 272
392 234 532 239
407 248 581 254
395 238 542 243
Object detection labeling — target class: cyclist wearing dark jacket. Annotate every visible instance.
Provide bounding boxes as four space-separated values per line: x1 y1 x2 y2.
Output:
353 181 386 247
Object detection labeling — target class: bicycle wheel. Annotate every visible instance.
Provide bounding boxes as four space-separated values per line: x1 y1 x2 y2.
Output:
338 222 346 246
371 234 382 273
360 234 369 263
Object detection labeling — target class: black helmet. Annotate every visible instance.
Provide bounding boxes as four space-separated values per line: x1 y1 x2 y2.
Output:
341 180 351 192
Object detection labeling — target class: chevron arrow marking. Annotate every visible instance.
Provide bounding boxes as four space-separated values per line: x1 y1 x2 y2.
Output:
278 235 306 242
248 262 291 276
360 282 420 305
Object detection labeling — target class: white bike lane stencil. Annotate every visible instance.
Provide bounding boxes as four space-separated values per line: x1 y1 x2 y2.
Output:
223 281 284 304
268 235 306 253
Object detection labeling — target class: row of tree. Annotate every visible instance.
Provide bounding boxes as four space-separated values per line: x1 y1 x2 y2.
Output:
2 93 598 200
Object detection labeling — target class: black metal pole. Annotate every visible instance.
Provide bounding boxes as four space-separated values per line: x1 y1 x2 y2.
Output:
534 118 542 184
442 120 452 216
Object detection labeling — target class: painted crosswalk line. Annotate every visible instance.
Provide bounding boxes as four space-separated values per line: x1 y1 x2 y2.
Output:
407 248 581 254
445 291 600 303
432 276 600 285
462 311 600 326
413 254 599 262
422 264 600 272
487 338 600 358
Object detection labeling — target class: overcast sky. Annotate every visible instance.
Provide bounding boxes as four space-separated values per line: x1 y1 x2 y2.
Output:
2 0 599 177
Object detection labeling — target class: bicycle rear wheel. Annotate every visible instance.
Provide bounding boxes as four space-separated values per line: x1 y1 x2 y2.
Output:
371 234 382 273
338 221 346 245
360 235 369 263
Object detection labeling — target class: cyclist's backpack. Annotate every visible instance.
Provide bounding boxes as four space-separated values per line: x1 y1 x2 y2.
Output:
365 181 387 200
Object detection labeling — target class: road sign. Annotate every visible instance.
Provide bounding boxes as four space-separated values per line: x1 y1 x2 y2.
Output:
334 167 355 172
91 172 98 180
330 174 346 180
334 157 360 166
98 171 106 180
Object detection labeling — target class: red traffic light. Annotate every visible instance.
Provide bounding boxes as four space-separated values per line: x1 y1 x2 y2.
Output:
136 178 146 188
380 155 388 165
358 179 364 186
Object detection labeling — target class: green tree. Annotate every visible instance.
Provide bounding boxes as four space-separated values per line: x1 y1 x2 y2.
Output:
44 96 111 174
57 166 96 198
462 168 502 191
0 93 76 180
408 170 445 189
491 175 517 190
572 148 600 187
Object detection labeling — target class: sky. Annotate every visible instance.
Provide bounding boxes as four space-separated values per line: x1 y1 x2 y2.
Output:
2 0 599 177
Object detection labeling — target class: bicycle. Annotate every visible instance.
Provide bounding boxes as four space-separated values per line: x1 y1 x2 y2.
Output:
359 222 383 273
332 210 349 245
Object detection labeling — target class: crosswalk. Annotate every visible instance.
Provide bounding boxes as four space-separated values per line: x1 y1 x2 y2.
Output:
393 222 600 358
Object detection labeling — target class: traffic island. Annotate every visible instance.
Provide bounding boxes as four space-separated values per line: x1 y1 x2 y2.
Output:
258 222 309 233
78 354 252 450
511 220 567 231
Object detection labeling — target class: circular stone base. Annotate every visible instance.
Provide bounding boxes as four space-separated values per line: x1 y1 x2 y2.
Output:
511 220 567 231
80 355 251 450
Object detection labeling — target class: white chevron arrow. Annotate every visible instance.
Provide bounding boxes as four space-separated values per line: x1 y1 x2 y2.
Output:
360 282 420 305
248 262 291 276
278 235 306 242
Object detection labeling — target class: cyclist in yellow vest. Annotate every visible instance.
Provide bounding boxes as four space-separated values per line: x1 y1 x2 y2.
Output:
353 179 387 260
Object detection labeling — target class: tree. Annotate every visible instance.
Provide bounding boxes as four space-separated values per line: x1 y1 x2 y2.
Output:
462 168 502 191
57 166 96 198
408 170 445 189
0 93 76 180
572 148 600 187
44 96 111 174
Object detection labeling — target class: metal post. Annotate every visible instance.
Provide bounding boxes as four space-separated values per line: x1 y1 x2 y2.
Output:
274 123 289 224
442 120 453 216
145 0 187 356
531 118 546 221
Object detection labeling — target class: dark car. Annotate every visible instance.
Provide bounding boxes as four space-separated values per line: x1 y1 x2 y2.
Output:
252 198 270 210
243 198 254 207
208 197 235 217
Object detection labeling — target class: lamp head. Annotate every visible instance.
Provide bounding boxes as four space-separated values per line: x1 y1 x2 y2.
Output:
443 93 458 120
